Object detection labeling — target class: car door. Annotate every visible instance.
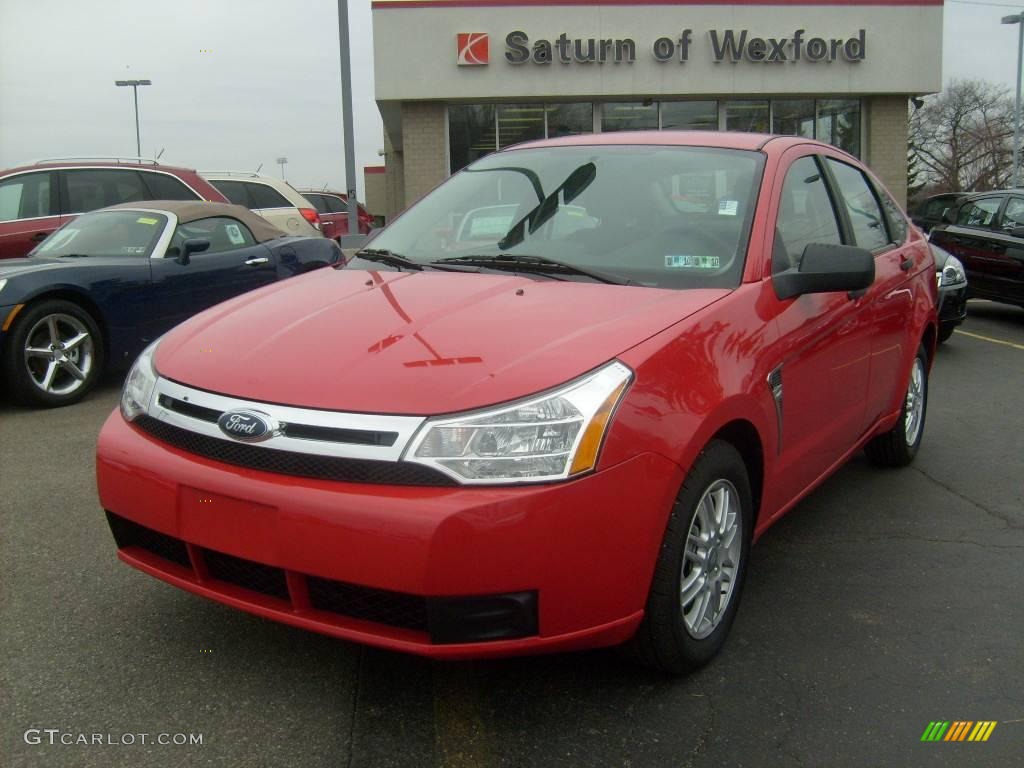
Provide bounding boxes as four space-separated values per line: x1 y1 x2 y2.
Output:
149 215 278 333
976 196 1024 306
764 151 873 512
931 195 1007 300
823 157 921 424
0 170 62 258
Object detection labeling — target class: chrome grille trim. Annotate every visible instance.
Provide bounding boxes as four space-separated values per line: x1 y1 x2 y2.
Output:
147 377 426 461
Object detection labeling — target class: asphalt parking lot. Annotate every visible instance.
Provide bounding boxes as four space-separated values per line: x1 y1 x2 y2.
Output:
1 301 1022 768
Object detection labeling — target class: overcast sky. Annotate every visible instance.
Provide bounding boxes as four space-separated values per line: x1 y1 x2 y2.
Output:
0 0 1020 200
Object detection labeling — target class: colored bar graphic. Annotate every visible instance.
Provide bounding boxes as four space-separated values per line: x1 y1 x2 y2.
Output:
922 721 996 743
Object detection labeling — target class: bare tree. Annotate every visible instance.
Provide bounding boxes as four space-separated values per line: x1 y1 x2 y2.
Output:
909 80 1017 193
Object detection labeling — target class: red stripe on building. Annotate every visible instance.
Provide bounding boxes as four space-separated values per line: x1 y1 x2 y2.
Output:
364 166 387 175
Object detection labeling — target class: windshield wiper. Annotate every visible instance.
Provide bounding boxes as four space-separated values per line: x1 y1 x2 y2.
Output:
353 248 479 274
353 248 424 271
433 254 628 285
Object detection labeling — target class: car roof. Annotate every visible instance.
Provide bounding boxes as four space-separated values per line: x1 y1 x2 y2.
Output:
100 200 287 242
1 160 202 176
502 130 842 157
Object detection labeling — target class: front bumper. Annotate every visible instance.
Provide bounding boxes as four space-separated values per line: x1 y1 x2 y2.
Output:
97 410 683 659
937 281 968 326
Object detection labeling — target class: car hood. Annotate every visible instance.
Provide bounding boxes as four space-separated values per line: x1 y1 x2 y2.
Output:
155 268 728 414
0 257 67 280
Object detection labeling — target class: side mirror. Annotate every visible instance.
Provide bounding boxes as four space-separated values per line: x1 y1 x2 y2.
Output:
175 238 210 265
773 243 875 301
1010 226 1024 239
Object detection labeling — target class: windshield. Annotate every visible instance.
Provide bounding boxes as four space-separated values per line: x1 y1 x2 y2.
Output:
367 145 764 289
32 210 169 258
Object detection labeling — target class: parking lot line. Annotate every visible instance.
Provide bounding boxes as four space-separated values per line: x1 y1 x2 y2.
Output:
953 329 1024 351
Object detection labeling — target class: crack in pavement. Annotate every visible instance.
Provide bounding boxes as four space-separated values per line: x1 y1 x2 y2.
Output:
344 647 364 768
911 465 1023 531
681 691 716 768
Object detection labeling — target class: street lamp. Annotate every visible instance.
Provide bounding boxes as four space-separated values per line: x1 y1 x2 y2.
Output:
114 79 152 159
276 157 288 179
1004 12 1023 188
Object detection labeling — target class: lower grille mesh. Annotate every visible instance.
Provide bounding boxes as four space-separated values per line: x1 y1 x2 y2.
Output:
203 549 290 601
307 577 428 632
106 512 191 569
134 415 454 486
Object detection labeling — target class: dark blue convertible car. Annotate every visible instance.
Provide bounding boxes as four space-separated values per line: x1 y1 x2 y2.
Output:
0 200 342 407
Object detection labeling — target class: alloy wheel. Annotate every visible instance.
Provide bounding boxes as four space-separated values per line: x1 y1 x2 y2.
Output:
904 357 925 447
23 313 95 396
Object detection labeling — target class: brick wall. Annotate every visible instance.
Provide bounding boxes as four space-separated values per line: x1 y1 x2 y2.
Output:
865 96 910 209
400 102 448 208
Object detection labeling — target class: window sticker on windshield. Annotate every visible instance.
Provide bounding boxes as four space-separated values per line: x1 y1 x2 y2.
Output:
121 246 147 255
136 217 159 225
225 223 245 245
718 200 738 216
665 254 721 269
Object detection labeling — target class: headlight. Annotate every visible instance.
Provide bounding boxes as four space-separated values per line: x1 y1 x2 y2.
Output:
120 339 161 422
937 256 966 286
406 361 633 484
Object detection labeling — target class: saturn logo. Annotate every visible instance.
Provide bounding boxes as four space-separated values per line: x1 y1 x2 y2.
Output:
217 410 275 442
457 33 489 66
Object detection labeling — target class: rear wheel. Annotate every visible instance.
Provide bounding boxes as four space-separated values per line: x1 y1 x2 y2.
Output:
2 299 104 408
623 440 752 674
864 344 928 467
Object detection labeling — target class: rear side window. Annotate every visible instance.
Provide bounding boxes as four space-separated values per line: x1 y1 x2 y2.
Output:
872 182 908 244
324 195 348 214
825 159 888 251
1001 198 1024 232
64 169 150 213
773 156 842 273
141 172 199 201
209 180 251 207
244 183 292 209
956 197 1003 228
0 172 56 221
306 194 329 214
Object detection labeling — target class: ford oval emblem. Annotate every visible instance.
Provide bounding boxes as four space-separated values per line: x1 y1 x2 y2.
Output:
217 410 275 442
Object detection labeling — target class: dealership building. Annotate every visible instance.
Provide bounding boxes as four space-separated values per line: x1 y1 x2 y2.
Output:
369 0 942 220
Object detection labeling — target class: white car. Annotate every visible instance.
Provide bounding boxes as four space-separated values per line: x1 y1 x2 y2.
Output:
200 172 322 237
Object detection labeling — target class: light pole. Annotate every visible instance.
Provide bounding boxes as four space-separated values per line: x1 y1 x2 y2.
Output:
1004 12 1023 188
114 79 152 159
337 0 359 236
277 157 288 179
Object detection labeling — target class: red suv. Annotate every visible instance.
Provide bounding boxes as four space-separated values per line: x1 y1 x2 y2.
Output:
0 158 228 259
97 133 936 673
299 190 374 240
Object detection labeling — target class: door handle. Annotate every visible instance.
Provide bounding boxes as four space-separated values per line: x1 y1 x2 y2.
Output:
900 256 914 271
31 232 47 242
244 257 269 266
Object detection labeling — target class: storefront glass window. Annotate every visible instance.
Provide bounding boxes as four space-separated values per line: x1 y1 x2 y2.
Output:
724 101 769 133
497 104 546 149
817 99 861 157
546 103 594 137
448 105 496 174
772 100 815 139
601 102 658 132
661 101 718 131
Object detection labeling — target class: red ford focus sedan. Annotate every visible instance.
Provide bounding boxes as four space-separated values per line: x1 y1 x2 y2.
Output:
97 132 936 673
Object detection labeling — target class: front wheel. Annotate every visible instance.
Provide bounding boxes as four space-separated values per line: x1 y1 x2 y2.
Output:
2 299 104 407
937 323 956 343
623 440 752 674
864 344 928 467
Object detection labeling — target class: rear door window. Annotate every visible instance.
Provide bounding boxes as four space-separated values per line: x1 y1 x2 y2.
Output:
306 194 330 214
956 197 1004 229
325 195 348 214
209 180 252 207
244 183 292 209
0 172 56 221
824 159 889 251
141 172 199 201
63 169 151 213
998 198 1024 233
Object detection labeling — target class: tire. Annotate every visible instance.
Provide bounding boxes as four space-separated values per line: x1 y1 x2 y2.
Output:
2 299 104 408
864 344 928 467
623 440 753 674
937 323 955 343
